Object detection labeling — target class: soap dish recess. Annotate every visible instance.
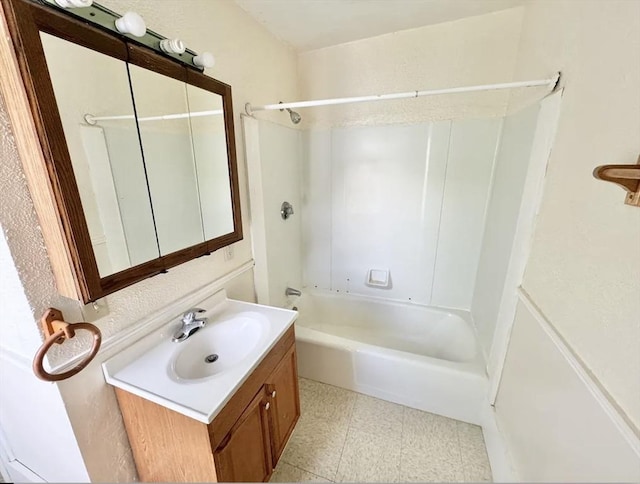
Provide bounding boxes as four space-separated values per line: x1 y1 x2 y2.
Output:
366 269 390 288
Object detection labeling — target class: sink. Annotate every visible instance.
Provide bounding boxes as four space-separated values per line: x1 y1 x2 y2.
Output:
102 289 298 423
169 312 268 382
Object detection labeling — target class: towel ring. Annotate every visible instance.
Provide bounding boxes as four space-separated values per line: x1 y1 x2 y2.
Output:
32 308 102 382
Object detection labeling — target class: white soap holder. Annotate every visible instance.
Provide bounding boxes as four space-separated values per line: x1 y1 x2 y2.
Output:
366 269 391 288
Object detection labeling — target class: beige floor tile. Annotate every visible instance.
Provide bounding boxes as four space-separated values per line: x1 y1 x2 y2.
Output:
400 408 463 482
270 462 331 482
288 380 491 484
457 421 493 482
281 413 349 480
335 427 401 483
400 439 464 483
403 407 459 441
299 378 357 425
349 394 404 439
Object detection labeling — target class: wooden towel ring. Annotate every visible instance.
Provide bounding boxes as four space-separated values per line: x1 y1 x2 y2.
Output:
32 308 102 382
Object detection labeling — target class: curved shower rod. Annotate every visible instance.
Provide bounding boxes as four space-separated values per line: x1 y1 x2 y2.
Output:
245 72 561 115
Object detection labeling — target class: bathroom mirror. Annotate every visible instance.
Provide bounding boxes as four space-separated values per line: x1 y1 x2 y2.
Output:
3 0 242 302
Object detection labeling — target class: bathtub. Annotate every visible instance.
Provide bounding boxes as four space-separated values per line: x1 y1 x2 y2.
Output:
292 291 487 424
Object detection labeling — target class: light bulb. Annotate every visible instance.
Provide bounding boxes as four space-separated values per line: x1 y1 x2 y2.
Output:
115 12 146 38
49 0 93 7
193 52 215 68
159 38 186 54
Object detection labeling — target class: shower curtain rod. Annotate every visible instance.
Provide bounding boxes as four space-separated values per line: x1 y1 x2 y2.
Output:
84 109 224 125
245 73 560 114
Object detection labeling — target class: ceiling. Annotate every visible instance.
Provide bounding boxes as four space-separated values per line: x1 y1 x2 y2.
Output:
234 0 524 52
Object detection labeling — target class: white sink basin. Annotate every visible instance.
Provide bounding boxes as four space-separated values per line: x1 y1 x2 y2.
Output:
102 289 297 423
169 312 268 382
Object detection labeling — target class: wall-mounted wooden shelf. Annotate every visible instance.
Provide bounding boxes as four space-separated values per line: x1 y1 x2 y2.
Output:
593 155 640 207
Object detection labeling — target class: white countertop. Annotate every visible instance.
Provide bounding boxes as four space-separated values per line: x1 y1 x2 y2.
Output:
102 290 297 424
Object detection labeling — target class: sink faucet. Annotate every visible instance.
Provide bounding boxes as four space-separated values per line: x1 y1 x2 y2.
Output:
172 308 207 343
285 287 301 297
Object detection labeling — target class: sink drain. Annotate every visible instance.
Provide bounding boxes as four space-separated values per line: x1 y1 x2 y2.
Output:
204 354 219 364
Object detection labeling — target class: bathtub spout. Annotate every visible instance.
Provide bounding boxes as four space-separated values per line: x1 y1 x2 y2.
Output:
285 287 301 297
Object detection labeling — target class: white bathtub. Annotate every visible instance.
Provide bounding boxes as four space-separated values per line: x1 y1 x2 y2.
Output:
292 291 487 424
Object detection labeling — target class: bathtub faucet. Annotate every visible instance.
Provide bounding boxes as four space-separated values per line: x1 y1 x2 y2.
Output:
285 287 301 297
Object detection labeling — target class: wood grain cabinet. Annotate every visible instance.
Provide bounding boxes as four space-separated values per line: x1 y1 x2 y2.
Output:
265 345 300 465
214 389 273 482
114 327 300 482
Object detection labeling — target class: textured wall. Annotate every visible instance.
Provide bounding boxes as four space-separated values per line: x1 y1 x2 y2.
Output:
496 296 640 482
298 7 525 128
0 0 298 481
506 0 640 431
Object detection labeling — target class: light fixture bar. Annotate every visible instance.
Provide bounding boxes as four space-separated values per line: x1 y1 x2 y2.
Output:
37 0 205 71
246 73 561 114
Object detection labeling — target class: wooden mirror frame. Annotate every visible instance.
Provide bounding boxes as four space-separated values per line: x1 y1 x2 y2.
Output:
1 0 242 303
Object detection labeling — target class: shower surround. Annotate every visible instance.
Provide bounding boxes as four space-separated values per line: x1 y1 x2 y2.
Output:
245 101 543 427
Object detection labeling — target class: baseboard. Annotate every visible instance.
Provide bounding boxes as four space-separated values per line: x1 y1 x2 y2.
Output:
479 400 518 482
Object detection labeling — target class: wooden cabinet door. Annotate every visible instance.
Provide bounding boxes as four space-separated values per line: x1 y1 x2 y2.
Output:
265 344 300 465
213 389 273 482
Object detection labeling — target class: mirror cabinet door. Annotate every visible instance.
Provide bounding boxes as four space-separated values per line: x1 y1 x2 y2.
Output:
185 84 235 240
40 32 160 277
127 64 207 256
187 85 234 240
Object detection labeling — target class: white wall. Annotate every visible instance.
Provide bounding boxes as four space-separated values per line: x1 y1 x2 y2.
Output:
0 231 90 482
298 7 524 128
472 103 539 357
0 0 298 480
329 122 434 301
430 118 502 309
302 119 501 310
301 129 332 290
257 120 303 307
498 0 640 439
492 0 640 480
495 293 640 482
295 7 525 310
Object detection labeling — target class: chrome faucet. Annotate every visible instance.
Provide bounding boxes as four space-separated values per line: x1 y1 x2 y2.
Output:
285 287 301 297
172 308 207 343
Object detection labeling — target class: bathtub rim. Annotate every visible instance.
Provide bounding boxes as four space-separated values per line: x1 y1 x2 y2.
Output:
289 288 486 371
287 287 475 324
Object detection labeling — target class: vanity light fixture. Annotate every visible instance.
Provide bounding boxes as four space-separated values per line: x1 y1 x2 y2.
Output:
159 38 186 54
114 11 146 37
46 0 93 7
193 52 215 68
38 1 205 70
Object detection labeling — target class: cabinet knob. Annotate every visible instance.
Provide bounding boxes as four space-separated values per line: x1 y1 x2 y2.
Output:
264 402 270 410
271 390 276 398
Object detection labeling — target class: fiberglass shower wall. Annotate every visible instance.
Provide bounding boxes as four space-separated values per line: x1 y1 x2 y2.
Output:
302 119 502 309
246 119 304 308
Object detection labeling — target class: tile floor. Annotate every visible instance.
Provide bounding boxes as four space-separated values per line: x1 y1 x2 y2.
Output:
271 378 492 483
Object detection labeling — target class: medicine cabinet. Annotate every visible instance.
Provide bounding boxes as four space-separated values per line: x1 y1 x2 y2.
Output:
2 0 242 303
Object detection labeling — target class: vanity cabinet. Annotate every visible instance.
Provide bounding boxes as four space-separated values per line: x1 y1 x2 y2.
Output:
265 345 300 464
213 389 273 482
114 326 300 482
